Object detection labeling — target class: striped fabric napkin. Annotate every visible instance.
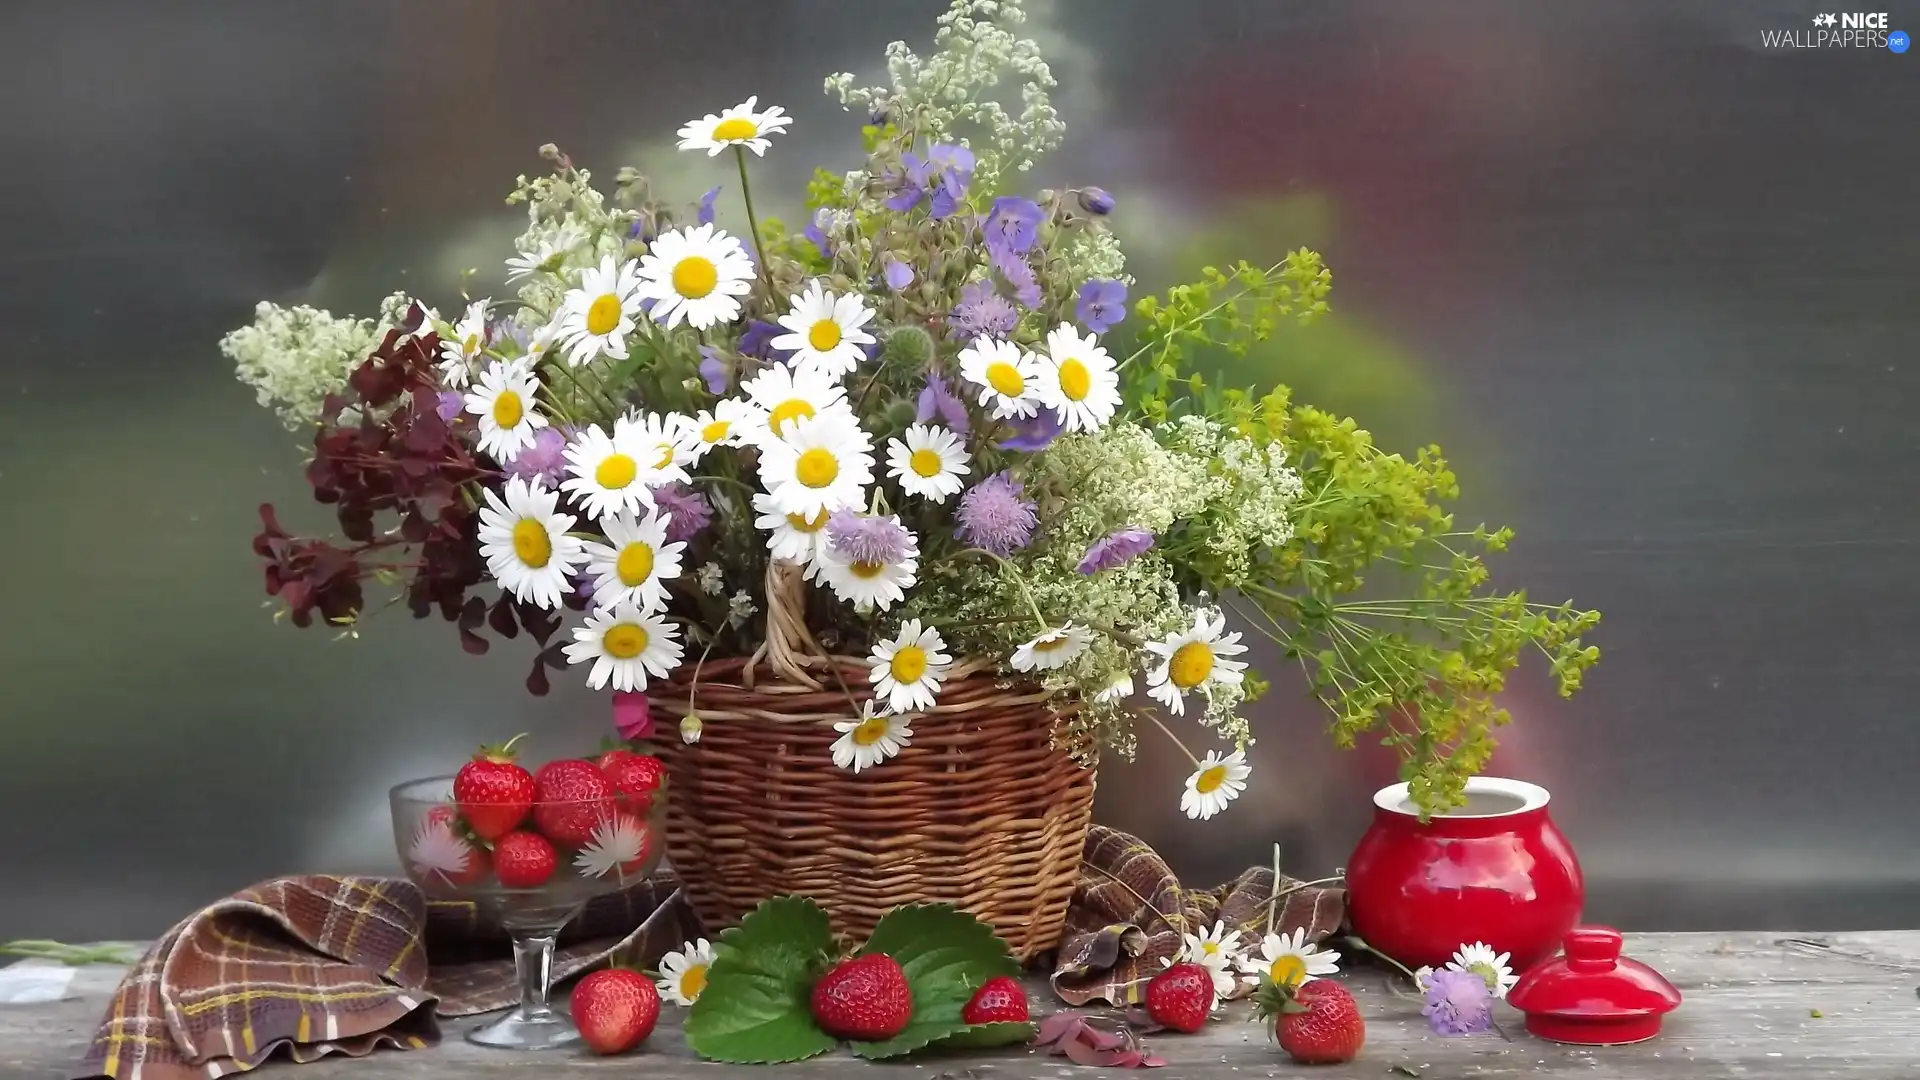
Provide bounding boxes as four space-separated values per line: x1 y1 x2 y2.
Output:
74 873 693 1080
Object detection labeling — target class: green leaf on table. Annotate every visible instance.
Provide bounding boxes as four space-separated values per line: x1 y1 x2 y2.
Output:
684 896 838 1064
930 1020 1039 1049
848 904 1022 1059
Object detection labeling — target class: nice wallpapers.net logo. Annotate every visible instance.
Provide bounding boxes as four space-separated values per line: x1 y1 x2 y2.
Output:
1760 12 1909 50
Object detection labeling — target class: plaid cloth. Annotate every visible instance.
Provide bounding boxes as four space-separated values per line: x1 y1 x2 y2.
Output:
1051 825 1346 1006
75 873 694 1080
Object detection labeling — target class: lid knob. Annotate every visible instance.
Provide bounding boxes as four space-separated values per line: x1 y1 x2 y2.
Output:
1563 925 1623 972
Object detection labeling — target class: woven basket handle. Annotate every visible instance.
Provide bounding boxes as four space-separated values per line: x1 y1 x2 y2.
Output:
752 558 824 689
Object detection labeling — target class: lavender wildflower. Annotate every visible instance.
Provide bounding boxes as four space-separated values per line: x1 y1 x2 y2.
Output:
1077 527 1155 574
1422 969 1494 1037
955 472 1038 556
883 257 915 291
885 151 934 213
996 249 1043 309
697 185 722 226
1076 279 1128 335
983 196 1044 256
997 407 1063 452
825 511 913 565
1078 186 1116 216
916 373 972 435
737 318 785 361
948 280 1018 342
435 390 465 423
886 144 975 220
505 427 569 486
803 208 833 259
653 482 714 544
696 346 730 394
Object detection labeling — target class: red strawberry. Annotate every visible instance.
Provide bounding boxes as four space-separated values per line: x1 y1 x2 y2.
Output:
1253 977 1365 1065
453 734 535 841
596 750 667 815
416 805 489 887
962 975 1029 1024
569 968 660 1055
1145 962 1215 1033
492 830 558 889
809 953 913 1041
531 759 618 848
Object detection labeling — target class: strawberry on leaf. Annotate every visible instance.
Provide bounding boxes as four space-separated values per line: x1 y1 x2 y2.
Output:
847 903 1027 1059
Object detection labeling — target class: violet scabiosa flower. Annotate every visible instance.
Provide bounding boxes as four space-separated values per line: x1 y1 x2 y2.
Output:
983 196 1044 256
1077 527 1155 574
949 280 1019 342
887 144 975 220
504 426 569 486
652 482 714 544
1076 279 1128 335
1421 968 1494 1037
697 185 722 226
915 373 972 434
696 346 730 394
803 208 833 259
737 318 785 360
883 257 915 291
435 390 465 423
993 247 1044 309
997 407 1063 452
825 511 913 565
1078 186 1116 216
955 471 1038 556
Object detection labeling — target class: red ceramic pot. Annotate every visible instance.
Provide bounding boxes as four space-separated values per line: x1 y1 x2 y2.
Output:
1346 777 1583 971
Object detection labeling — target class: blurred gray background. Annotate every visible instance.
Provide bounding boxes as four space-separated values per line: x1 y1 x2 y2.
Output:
2 0 1915 940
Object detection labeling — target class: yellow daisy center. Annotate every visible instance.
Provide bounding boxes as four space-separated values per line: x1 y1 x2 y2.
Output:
851 716 891 746
889 645 928 684
701 420 730 443
491 390 524 428
1057 358 1092 402
1194 764 1230 795
595 452 638 490
1269 955 1308 988
849 560 884 579
603 622 649 660
985 361 1026 398
768 398 815 434
616 542 655 587
711 117 758 141
786 510 829 533
794 448 840 488
1169 641 1216 689
1468 961 1501 989
511 519 551 568
909 448 944 478
1200 941 1222 957
462 332 480 355
585 293 622 337
1033 633 1075 653
679 964 709 1001
654 444 678 469
807 319 842 352
672 256 718 299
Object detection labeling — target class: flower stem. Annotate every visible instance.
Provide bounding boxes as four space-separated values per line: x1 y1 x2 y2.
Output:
1139 708 1201 769
954 547 1049 632
733 146 776 303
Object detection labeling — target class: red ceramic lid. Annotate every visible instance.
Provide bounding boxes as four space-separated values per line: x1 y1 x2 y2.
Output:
1507 925 1681 1045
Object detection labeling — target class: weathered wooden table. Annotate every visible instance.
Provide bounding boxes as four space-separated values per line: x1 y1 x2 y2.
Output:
6 932 1919 1079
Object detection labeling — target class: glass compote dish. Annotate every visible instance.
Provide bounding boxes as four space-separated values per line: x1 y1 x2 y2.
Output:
390 776 666 1050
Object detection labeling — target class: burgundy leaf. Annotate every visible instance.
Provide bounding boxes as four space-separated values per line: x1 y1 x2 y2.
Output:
458 595 487 631
1036 1012 1088 1047
519 603 559 645
1082 1021 1130 1052
1063 1040 1127 1067
459 628 490 655
1136 1052 1167 1068
488 597 520 639
526 655 551 696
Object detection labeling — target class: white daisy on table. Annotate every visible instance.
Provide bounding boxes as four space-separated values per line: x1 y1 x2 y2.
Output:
684 398 762 462
739 365 850 444
676 96 792 157
463 359 548 464
885 423 970 502
476 477 584 610
561 418 658 522
1180 748 1251 821
1010 623 1092 672
657 939 716 1006
563 602 685 692
771 280 876 380
756 409 874 519
408 808 482 887
816 526 918 611
573 813 654 880
1240 927 1340 990
437 298 491 388
867 619 953 715
1094 672 1136 703
1144 609 1249 716
1447 941 1518 999
627 411 700 482
956 337 1042 419
581 509 685 615
1177 920 1249 1000
635 224 754 330
506 225 585 283
1034 324 1120 433
752 493 832 570
829 702 913 773
556 255 646 367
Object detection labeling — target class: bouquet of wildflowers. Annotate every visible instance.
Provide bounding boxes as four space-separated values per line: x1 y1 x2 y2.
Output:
237 0 1597 816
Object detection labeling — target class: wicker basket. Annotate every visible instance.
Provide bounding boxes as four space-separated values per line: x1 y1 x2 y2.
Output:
649 560 1097 963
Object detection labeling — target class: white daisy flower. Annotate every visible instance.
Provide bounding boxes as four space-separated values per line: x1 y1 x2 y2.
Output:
867 619 953 715
739 365 849 444
885 423 970 502
626 411 700 481
463 359 548 463
956 337 1042 419
581 509 685 615
829 702 913 773
1144 609 1250 716
676 96 792 157
506 225 585 282
555 255 645 366
1447 942 1518 999
686 398 762 461
816 526 918 611
1094 673 1136 703
1180 749 1251 821
1034 324 1121 433
635 224 755 330
573 812 654 880
656 939 716 1007
1010 623 1092 672
561 418 658 521
771 280 876 380
756 409 874 519
408 810 482 886
563 602 685 692
436 298 491 388
518 318 562 368
1240 928 1340 990
476 477 584 610
752 493 833 570
1178 920 1248 1000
